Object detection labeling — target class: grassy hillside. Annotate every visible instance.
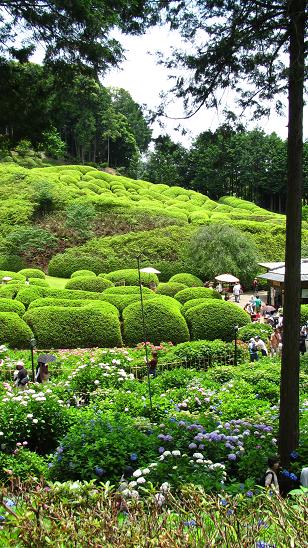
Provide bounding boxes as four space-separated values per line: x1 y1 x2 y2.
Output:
0 161 302 278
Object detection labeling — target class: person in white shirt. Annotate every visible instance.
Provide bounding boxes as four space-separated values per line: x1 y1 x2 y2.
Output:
300 467 308 487
265 456 280 494
254 336 268 356
233 282 241 303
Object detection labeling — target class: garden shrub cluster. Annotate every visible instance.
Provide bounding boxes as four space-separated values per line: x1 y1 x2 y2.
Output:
184 299 251 341
24 304 122 348
156 282 188 297
105 268 159 286
0 297 25 317
175 287 221 304
65 276 113 292
169 273 203 287
70 269 97 278
18 268 45 279
0 312 33 347
123 300 190 345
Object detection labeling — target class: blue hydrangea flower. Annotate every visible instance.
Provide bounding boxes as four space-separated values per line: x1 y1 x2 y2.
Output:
183 519 196 527
130 453 138 462
289 473 298 481
290 450 299 460
94 466 106 477
246 490 253 498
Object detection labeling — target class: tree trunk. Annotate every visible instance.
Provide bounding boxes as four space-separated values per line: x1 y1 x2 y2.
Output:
278 0 305 466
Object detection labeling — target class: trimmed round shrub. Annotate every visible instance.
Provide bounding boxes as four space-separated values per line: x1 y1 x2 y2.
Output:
28 297 119 315
16 286 45 307
0 270 25 282
156 282 188 297
29 278 49 287
101 293 155 314
0 255 24 271
103 286 152 295
65 276 113 292
0 283 23 299
175 287 221 304
71 270 97 279
18 268 45 279
105 269 159 286
182 298 221 315
123 300 190 345
184 299 251 341
0 298 26 317
0 312 33 348
24 304 122 348
151 295 182 311
48 253 107 277
169 273 203 287
238 323 273 342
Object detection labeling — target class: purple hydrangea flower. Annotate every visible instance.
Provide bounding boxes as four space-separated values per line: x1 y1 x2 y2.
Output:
158 446 165 454
228 453 237 461
246 490 253 498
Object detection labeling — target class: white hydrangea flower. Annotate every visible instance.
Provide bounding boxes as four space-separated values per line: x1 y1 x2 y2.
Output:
193 453 204 460
160 482 170 494
171 450 181 457
132 469 142 478
137 476 146 484
27 414 33 419
154 493 165 506
163 450 171 456
142 468 150 475
196 459 204 464
94 380 100 385
32 418 38 424
128 481 137 488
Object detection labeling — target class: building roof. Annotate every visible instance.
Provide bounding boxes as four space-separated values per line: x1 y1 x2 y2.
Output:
258 262 285 271
258 259 308 282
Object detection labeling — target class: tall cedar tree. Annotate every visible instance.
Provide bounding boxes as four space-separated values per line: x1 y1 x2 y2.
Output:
163 0 306 465
0 1 158 72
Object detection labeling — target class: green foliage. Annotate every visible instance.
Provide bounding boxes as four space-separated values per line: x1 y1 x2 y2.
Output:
48 253 107 277
0 312 33 347
15 286 45 307
187 224 259 286
40 126 66 158
101 292 155 314
184 299 251 341
103 286 152 295
156 282 188 297
169 273 203 287
28 278 49 287
0 255 24 271
71 270 97 278
24 304 122 348
0 449 48 484
65 202 96 238
123 300 190 345
18 268 45 279
65 276 113 292
106 268 159 286
238 323 273 342
300 305 308 324
175 287 221 304
5 226 58 262
50 413 157 483
0 298 25 317
172 339 246 366
0 270 25 281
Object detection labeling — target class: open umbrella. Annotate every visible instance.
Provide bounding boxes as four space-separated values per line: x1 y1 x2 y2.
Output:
263 305 276 313
214 274 239 284
38 354 57 364
139 267 161 274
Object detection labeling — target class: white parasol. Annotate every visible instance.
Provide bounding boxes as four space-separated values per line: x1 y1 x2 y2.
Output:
139 267 161 274
214 273 239 283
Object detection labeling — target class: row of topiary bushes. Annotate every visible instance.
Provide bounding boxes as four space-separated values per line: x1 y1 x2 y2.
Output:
0 279 252 348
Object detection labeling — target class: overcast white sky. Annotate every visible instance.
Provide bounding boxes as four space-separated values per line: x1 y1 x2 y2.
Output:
102 26 308 148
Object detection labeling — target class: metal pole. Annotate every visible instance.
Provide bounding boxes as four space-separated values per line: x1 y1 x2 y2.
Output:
30 337 36 381
137 256 153 411
234 325 238 366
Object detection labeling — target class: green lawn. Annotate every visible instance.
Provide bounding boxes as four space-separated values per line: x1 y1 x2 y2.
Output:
45 275 68 289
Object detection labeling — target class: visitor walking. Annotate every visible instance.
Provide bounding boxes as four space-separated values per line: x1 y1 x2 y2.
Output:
299 329 307 355
255 335 268 357
270 328 282 357
253 278 259 293
14 362 29 388
254 295 262 313
233 282 241 303
248 338 259 362
148 350 158 378
264 456 280 494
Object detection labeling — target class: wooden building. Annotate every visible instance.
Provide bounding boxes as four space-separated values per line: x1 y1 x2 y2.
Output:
258 260 308 306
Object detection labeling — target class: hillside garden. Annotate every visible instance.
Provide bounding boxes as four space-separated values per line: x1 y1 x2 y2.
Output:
0 163 307 544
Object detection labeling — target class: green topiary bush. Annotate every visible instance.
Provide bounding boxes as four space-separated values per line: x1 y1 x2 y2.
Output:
169 273 203 287
24 304 122 348
65 276 113 292
18 268 45 279
0 255 24 271
123 300 190 345
156 282 188 297
71 270 97 279
103 286 152 295
29 278 49 287
0 298 26 317
48 253 107 277
105 269 159 286
0 283 23 299
100 293 155 314
174 287 221 304
300 305 308 325
15 286 45 307
0 312 33 348
182 298 221 315
184 299 251 341
237 323 273 342
0 270 25 281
